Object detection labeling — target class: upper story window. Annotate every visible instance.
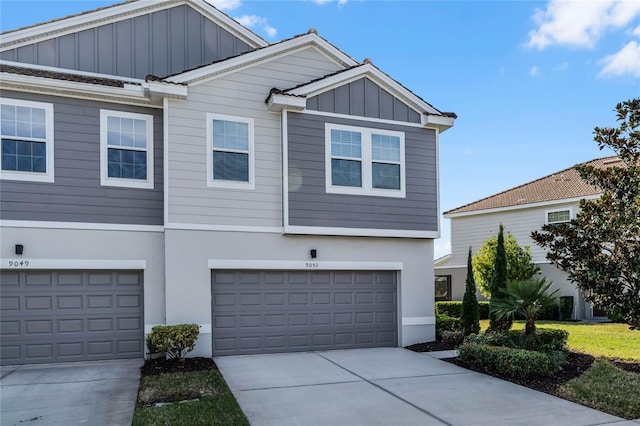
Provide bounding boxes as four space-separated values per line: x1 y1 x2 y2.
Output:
546 208 572 224
325 123 405 198
100 110 154 189
0 98 54 183
206 113 255 190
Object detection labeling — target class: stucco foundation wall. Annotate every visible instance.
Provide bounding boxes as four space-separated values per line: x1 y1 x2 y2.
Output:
0 226 166 328
164 229 436 356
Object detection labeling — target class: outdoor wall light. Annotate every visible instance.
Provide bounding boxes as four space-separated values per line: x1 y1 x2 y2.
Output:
310 249 317 259
15 244 24 255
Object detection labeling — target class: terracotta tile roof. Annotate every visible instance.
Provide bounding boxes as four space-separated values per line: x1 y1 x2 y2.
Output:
0 64 137 87
444 156 621 215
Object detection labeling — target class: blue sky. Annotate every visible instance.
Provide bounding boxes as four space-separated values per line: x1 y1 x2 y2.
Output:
2 0 639 258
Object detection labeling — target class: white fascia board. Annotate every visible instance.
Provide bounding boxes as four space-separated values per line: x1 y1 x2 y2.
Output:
443 194 602 219
287 63 441 116
0 220 164 233
0 259 147 270
1 72 151 103
424 114 455 131
0 61 145 84
145 81 188 99
167 33 358 85
267 94 306 112
209 259 404 271
1 0 266 51
284 225 439 239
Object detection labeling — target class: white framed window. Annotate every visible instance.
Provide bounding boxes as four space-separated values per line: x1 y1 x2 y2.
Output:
325 123 405 198
0 98 54 183
546 208 572 224
100 110 154 189
206 113 255 190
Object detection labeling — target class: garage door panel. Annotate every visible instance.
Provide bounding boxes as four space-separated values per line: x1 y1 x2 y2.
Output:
212 270 397 356
0 270 143 365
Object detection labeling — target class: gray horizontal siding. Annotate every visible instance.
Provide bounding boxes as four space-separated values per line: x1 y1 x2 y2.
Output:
287 112 437 231
1 5 252 79
307 78 421 124
0 91 163 225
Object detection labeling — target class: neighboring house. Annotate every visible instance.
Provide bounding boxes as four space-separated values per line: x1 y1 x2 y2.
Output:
0 0 455 365
435 156 619 320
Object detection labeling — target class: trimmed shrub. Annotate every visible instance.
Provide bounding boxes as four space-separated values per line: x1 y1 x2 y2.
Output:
146 324 200 359
436 314 459 339
441 330 465 346
559 296 574 320
435 301 490 319
458 344 566 378
464 329 567 353
435 301 463 318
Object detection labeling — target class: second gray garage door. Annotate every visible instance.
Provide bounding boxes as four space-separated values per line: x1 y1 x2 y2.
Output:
0 270 144 365
211 270 397 356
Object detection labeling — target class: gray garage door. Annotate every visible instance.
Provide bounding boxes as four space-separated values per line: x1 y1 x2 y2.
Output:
211 270 397 356
0 270 144 365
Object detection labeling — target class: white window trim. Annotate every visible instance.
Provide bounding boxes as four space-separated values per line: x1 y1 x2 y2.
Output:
100 109 154 189
206 112 255 190
545 207 573 224
0 98 54 183
325 123 406 198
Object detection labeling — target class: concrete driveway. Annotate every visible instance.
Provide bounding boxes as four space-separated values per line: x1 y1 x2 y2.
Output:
216 348 634 426
0 358 142 426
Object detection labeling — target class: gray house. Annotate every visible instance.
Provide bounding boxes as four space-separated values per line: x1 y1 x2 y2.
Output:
0 0 455 365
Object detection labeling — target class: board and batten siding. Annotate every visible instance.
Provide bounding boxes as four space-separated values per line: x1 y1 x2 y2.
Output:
167 46 343 227
448 201 581 265
0 91 163 225
307 77 422 124
287 112 438 231
1 5 252 79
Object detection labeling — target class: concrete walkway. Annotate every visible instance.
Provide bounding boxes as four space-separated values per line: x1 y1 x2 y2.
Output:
216 348 636 426
0 358 142 426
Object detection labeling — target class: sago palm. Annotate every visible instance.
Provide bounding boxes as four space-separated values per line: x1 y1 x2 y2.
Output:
490 278 560 336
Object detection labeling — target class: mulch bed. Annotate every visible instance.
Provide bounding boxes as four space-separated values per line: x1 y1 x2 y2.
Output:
140 357 218 377
406 343 640 395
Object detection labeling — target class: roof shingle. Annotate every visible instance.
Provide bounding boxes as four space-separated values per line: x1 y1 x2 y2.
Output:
444 156 621 215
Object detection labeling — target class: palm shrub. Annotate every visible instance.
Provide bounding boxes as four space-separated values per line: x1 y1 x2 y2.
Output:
460 247 480 336
491 278 560 336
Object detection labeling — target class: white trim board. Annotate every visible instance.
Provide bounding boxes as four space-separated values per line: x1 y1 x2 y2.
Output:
165 223 282 233
285 225 439 239
0 220 164 232
444 195 601 218
0 259 147 270
209 259 404 271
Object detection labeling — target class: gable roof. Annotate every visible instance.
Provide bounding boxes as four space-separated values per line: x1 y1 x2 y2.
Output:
444 156 621 217
0 0 267 51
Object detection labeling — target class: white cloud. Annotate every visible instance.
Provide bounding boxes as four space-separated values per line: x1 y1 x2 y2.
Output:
527 0 640 50
633 25 640 37
598 40 640 78
203 0 242 11
312 0 348 6
234 14 277 38
529 66 539 76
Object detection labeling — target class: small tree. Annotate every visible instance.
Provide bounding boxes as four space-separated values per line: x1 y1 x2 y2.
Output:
460 247 480 336
532 99 640 329
491 278 560 336
489 224 512 331
472 233 540 298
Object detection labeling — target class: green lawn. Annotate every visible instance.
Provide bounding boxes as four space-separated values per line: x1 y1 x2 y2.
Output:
479 320 640 361
133 369 249 426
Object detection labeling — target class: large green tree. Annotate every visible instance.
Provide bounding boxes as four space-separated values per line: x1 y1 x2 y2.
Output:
460 247 480 336
472 232 540 298
532 99 640 329
488 224 512 331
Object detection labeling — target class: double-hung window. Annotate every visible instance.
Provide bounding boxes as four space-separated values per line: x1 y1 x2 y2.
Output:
326 123 405 198
100 110 154 189
0 98 54 183
206 113 254 190
546 208 572 224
